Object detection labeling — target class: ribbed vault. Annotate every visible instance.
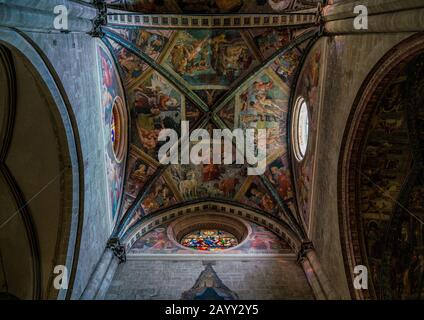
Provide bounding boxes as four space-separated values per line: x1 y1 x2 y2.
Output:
98 0 322 246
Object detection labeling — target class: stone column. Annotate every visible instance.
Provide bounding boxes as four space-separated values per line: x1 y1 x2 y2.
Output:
95 255 119 300
323 0 424 34
80 238 126 300
0 0 96 33
298 242 340 300
80 249 119 300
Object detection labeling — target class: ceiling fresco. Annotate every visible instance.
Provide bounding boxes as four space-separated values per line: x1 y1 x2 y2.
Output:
164 30 260 105
96 41 127 228
292 41 324 230
100 1 320 238
129 220 293 254
104 0 319 14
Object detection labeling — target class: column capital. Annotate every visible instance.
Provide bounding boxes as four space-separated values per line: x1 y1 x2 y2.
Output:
107 237 127 263
89 1 107 38
297 241 314 263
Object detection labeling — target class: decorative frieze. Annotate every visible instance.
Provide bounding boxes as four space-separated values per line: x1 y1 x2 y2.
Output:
107 12 317 29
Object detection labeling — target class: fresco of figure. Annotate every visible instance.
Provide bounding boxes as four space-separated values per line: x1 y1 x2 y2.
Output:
167 30 256 87
133 73 182 157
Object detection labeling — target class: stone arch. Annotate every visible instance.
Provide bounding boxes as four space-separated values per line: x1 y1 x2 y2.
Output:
122 200 303 253
105 200 317 300
338 33 424 300
0 30 82 300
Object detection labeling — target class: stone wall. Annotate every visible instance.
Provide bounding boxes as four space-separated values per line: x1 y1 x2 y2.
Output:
106 258 314 300
23 31 113 299
0 0 114 299
308 33 415 299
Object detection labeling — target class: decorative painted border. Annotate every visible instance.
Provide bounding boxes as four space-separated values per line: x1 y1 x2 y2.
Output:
107 12 318 29
127 253 297 260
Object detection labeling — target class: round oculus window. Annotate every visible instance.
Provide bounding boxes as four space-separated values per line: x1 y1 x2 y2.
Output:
110 96 127 163
292 97 309 161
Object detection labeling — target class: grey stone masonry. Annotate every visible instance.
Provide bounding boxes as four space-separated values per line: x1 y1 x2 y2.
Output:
105 258 314 300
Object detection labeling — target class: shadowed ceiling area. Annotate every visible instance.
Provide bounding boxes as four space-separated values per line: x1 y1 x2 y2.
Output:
0 43 76 300
348 53 424 300
98 0 321 242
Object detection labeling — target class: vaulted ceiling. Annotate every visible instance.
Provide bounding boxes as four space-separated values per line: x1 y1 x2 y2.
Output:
99 0 321 242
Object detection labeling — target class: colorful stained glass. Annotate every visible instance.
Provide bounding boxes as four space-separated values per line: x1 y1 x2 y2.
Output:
111 110 117 145
181 230 238 251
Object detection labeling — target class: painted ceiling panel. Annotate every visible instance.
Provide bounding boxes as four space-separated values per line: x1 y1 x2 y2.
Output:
106 38 148 86
107 28 174 61
101 3 319 238
218 99 235 129
163 30 260 106
185 100 204 127
234 69 290 158
141 176 178 214
239 176 278 215
121 146 157 215
194 90 226 108
248 28 292 60
265 153 294 202
168 162 248 201
132 70 184 158
270 48 303 84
